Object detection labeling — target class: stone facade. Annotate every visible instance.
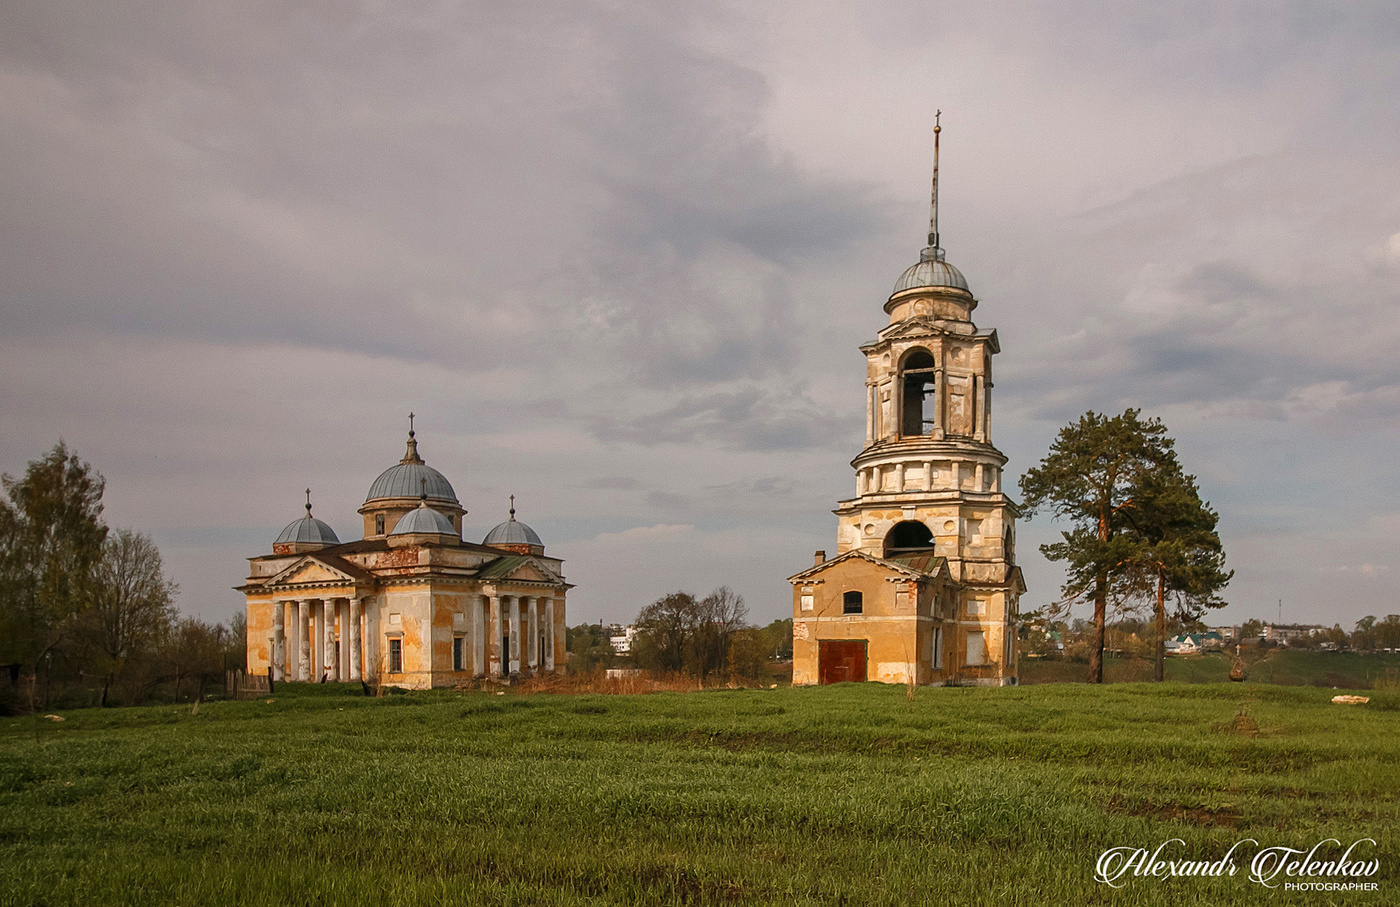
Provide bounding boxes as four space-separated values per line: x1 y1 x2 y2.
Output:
790 132 1024 686
239 425 569 689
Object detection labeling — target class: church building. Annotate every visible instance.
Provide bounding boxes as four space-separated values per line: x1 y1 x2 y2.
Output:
789 121 1024 686
239 420 570 689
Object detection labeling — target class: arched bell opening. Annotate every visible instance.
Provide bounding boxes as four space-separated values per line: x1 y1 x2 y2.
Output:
899 349 938 437
884 520 934 558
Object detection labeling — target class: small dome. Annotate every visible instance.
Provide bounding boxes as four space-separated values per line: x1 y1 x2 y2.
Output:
484 498 542 548
365 427 458 504
390 502 457 537
275 515 340 547
892 247 970 295
484 519 543 547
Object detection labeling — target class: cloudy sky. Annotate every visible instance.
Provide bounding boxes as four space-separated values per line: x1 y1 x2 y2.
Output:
3 2 1398 631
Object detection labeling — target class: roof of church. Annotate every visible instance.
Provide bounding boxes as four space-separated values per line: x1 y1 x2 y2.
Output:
275 514 340 546
884 550 944 574
390 502 458 537
483 498 542 547
275 492 340 546
787 548 948 583
365 426 458 504
476 554 532 580
892 247 970 294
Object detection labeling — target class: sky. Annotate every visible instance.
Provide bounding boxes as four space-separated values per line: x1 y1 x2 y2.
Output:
2 2 1398 631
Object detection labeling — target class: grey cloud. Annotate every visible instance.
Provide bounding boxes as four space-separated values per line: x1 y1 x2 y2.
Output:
589 385 849 452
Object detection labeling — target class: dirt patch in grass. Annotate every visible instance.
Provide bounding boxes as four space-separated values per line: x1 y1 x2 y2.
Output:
1105 795 1241 828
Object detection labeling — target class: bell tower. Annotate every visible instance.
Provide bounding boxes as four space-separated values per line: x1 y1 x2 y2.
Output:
831 114 1024 680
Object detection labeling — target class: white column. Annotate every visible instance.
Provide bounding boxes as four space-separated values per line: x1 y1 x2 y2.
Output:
298 600 311 681
489 595 502 677
975 463 985 492
528 597 539 670
894 463 905 493
322 599 336 682
337 599 350 681
983 378 993 441
544 597 555 671
349 598 362 681
933 368 945 438
865 384 875 444
949 461 960 491
509 596 521 675
856 470 866 496
271 601 286 682
923 461 934 491
473 595 485 677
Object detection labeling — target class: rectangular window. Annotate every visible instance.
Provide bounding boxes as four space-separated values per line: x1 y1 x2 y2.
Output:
800 593 814 612
453 636 464 671
933 627 943 669
843 591 863 614
388 638 403 674
966 599 986 617
966 630 986 666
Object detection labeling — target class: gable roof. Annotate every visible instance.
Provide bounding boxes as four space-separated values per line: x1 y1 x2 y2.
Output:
476 554 568 586
262 553 375 589
787 548 949 584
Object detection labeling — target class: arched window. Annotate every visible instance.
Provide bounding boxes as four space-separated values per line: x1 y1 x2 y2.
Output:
884 520 934 557
843 591 863 614
900 349 938 437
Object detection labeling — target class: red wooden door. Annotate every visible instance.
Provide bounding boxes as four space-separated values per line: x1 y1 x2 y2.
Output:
818 640 868 684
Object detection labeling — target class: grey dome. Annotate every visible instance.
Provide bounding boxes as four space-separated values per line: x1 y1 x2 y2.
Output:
484 517 543 548
366 462 457 503
365 429 458 504
892 247 969 294
390 503 457 536
276 515 340 547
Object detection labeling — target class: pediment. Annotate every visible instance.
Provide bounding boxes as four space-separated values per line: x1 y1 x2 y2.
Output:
478 554 566 586
788 548 948 584
266 555 362 588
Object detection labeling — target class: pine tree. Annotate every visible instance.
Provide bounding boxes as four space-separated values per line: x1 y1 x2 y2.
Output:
1019 410 1177 683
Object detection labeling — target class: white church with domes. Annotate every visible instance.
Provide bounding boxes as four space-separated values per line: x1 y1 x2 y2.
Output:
239 421 570 689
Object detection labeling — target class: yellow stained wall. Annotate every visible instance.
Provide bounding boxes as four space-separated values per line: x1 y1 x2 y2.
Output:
793 558 1015 686
245 595 274 675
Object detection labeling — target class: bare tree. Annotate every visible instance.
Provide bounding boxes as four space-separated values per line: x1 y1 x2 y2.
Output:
85 529 177 706
692 586 748 679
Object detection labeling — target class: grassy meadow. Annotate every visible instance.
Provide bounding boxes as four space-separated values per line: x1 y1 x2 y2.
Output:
1020 649 1400 687
1 681 1396 906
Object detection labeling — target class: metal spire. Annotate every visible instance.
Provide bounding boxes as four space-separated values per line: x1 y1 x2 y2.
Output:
509 494 516 521
305 488 312 515
927 110 944 260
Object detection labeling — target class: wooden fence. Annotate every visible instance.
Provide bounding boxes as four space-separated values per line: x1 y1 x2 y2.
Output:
225 670 273 700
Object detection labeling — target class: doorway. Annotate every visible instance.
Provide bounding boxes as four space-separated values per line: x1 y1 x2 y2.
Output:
818 639 868 684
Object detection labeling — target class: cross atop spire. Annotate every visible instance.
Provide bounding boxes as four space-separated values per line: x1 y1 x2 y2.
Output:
401 412 424 464
509 494 516 521
305 488 313 515
926 110 944 261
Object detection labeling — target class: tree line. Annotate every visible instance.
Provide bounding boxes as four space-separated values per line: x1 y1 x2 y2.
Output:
0 443 243 712
567 587 793 683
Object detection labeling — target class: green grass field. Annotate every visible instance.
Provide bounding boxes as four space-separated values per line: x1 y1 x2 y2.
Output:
1021 650 1400 687
2 682 1396 905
